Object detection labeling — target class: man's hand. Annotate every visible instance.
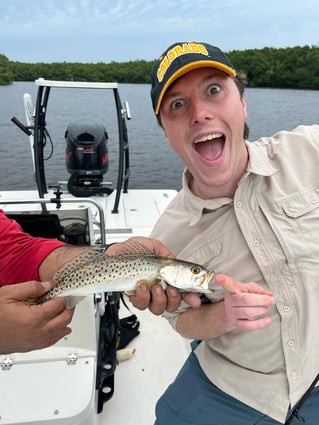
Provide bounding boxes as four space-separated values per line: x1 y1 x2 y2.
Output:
216 274 275 331
129 283 202 315
106 236 174 257
0 281 74 354
106 237 202 314
130 272 275 335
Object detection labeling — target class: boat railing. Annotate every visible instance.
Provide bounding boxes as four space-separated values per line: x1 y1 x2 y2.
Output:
0 196 106 245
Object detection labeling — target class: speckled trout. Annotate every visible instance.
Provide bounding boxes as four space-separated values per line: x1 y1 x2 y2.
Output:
26 250 215 308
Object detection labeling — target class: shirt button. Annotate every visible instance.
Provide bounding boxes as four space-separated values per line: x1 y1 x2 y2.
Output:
287 339 295 347
290 370 297 378
310 196 317 204
283 305 290 313
253 240 260 247
236 201 243 208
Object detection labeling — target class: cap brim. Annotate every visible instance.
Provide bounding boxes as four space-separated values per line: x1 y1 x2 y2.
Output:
155 60 236 114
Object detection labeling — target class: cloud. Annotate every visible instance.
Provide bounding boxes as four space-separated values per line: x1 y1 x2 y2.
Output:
0 0 318 63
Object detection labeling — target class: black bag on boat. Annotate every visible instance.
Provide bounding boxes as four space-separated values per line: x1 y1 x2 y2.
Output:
117 314 140 349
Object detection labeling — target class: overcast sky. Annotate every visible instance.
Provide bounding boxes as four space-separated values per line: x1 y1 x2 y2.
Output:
1 0 318 63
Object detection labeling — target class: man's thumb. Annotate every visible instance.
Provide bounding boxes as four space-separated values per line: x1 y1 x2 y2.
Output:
6 281 52 302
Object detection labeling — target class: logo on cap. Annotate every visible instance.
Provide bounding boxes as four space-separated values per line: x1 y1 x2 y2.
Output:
157 42 209 83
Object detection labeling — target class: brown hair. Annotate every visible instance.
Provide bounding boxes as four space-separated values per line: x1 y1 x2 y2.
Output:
234 73 249 139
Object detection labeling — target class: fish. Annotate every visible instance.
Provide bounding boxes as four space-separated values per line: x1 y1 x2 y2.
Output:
26 250 215 308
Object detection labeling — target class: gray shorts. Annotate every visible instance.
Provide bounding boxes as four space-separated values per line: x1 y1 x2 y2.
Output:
154 344 319 425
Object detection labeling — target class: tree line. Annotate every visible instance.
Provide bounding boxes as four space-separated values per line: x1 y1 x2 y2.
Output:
1 45 319 90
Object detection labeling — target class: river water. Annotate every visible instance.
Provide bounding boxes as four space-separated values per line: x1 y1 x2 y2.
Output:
0 82 318 191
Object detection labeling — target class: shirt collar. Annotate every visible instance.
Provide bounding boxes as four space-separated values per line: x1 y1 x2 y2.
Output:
182 140 278 225
182 170 233 225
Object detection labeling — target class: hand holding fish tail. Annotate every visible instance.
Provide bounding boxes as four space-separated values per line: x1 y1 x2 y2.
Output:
0 280 73 354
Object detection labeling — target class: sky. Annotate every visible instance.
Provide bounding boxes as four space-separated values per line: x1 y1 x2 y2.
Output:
1 0 319 63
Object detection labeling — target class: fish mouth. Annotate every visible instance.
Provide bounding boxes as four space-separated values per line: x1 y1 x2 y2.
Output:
198 272 215 292
193 133 225 163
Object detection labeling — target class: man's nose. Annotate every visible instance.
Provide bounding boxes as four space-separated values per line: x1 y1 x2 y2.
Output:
190 99 214 124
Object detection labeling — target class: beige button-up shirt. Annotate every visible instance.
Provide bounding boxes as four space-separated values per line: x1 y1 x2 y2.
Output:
151 125 319 423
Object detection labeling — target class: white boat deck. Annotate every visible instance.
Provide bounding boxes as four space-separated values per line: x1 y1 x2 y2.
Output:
98 306 190 425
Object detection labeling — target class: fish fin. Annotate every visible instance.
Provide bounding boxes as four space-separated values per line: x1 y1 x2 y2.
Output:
64 295 86 309
124 278 162 296
124 290 136 296
107 240 156 255
54 249 106 282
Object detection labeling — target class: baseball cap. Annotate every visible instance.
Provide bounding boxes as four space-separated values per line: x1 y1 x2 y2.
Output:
151 41 236 114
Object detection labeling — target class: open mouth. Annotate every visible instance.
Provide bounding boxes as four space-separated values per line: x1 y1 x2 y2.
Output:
193 133 225 162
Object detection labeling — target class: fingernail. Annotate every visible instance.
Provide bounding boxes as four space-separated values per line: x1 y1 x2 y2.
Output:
40 281 52 291
167 286 179 297
154 286 163 295
138 283 148 292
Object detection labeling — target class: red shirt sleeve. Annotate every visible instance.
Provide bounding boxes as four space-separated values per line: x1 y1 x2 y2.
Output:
0 210 66 285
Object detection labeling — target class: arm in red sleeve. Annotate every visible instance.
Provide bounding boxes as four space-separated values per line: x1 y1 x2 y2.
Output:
0 210 66 285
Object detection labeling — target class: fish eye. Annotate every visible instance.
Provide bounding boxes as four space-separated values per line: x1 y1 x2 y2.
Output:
191 265 201 274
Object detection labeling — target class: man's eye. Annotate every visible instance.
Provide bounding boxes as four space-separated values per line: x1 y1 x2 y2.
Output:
208 84 221 95
171 99 184 109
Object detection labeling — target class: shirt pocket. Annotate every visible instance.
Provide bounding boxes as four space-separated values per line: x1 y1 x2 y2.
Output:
276 185 319 263
281 187 319 218
178 239 221 268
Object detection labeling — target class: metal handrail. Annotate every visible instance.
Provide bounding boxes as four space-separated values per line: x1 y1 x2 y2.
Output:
0 197 106 245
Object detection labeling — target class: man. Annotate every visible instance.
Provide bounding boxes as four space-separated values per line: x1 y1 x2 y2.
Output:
0 210 171 354
130 41 319 424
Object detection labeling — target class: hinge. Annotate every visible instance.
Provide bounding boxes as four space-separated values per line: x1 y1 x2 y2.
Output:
66 353 78 365
1 357 13 370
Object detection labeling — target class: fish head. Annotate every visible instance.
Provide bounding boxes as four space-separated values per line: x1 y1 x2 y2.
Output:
159 261 215 293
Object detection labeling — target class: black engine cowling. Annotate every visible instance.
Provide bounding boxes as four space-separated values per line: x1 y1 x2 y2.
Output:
65 121 113 196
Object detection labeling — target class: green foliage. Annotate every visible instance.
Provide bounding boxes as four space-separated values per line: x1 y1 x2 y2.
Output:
228 45 319 89
1 45 319 89
7 59 155 85
0 54 14 85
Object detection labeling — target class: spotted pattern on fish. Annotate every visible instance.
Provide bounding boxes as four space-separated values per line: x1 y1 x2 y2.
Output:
25 252 215 306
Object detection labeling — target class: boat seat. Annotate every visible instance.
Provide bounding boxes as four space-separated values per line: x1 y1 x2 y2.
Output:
7 213 64 239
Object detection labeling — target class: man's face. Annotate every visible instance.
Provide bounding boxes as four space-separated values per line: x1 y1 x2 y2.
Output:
159 68 248 199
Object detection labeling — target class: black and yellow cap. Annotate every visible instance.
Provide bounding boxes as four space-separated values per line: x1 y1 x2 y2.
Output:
151 41 236 115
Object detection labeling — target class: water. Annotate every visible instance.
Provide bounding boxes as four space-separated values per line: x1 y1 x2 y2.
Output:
0 82 318 191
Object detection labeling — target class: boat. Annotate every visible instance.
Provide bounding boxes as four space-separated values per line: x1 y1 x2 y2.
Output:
0 79 190 425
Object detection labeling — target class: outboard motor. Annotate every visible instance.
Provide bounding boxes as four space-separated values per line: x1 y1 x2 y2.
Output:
65 121 113 197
